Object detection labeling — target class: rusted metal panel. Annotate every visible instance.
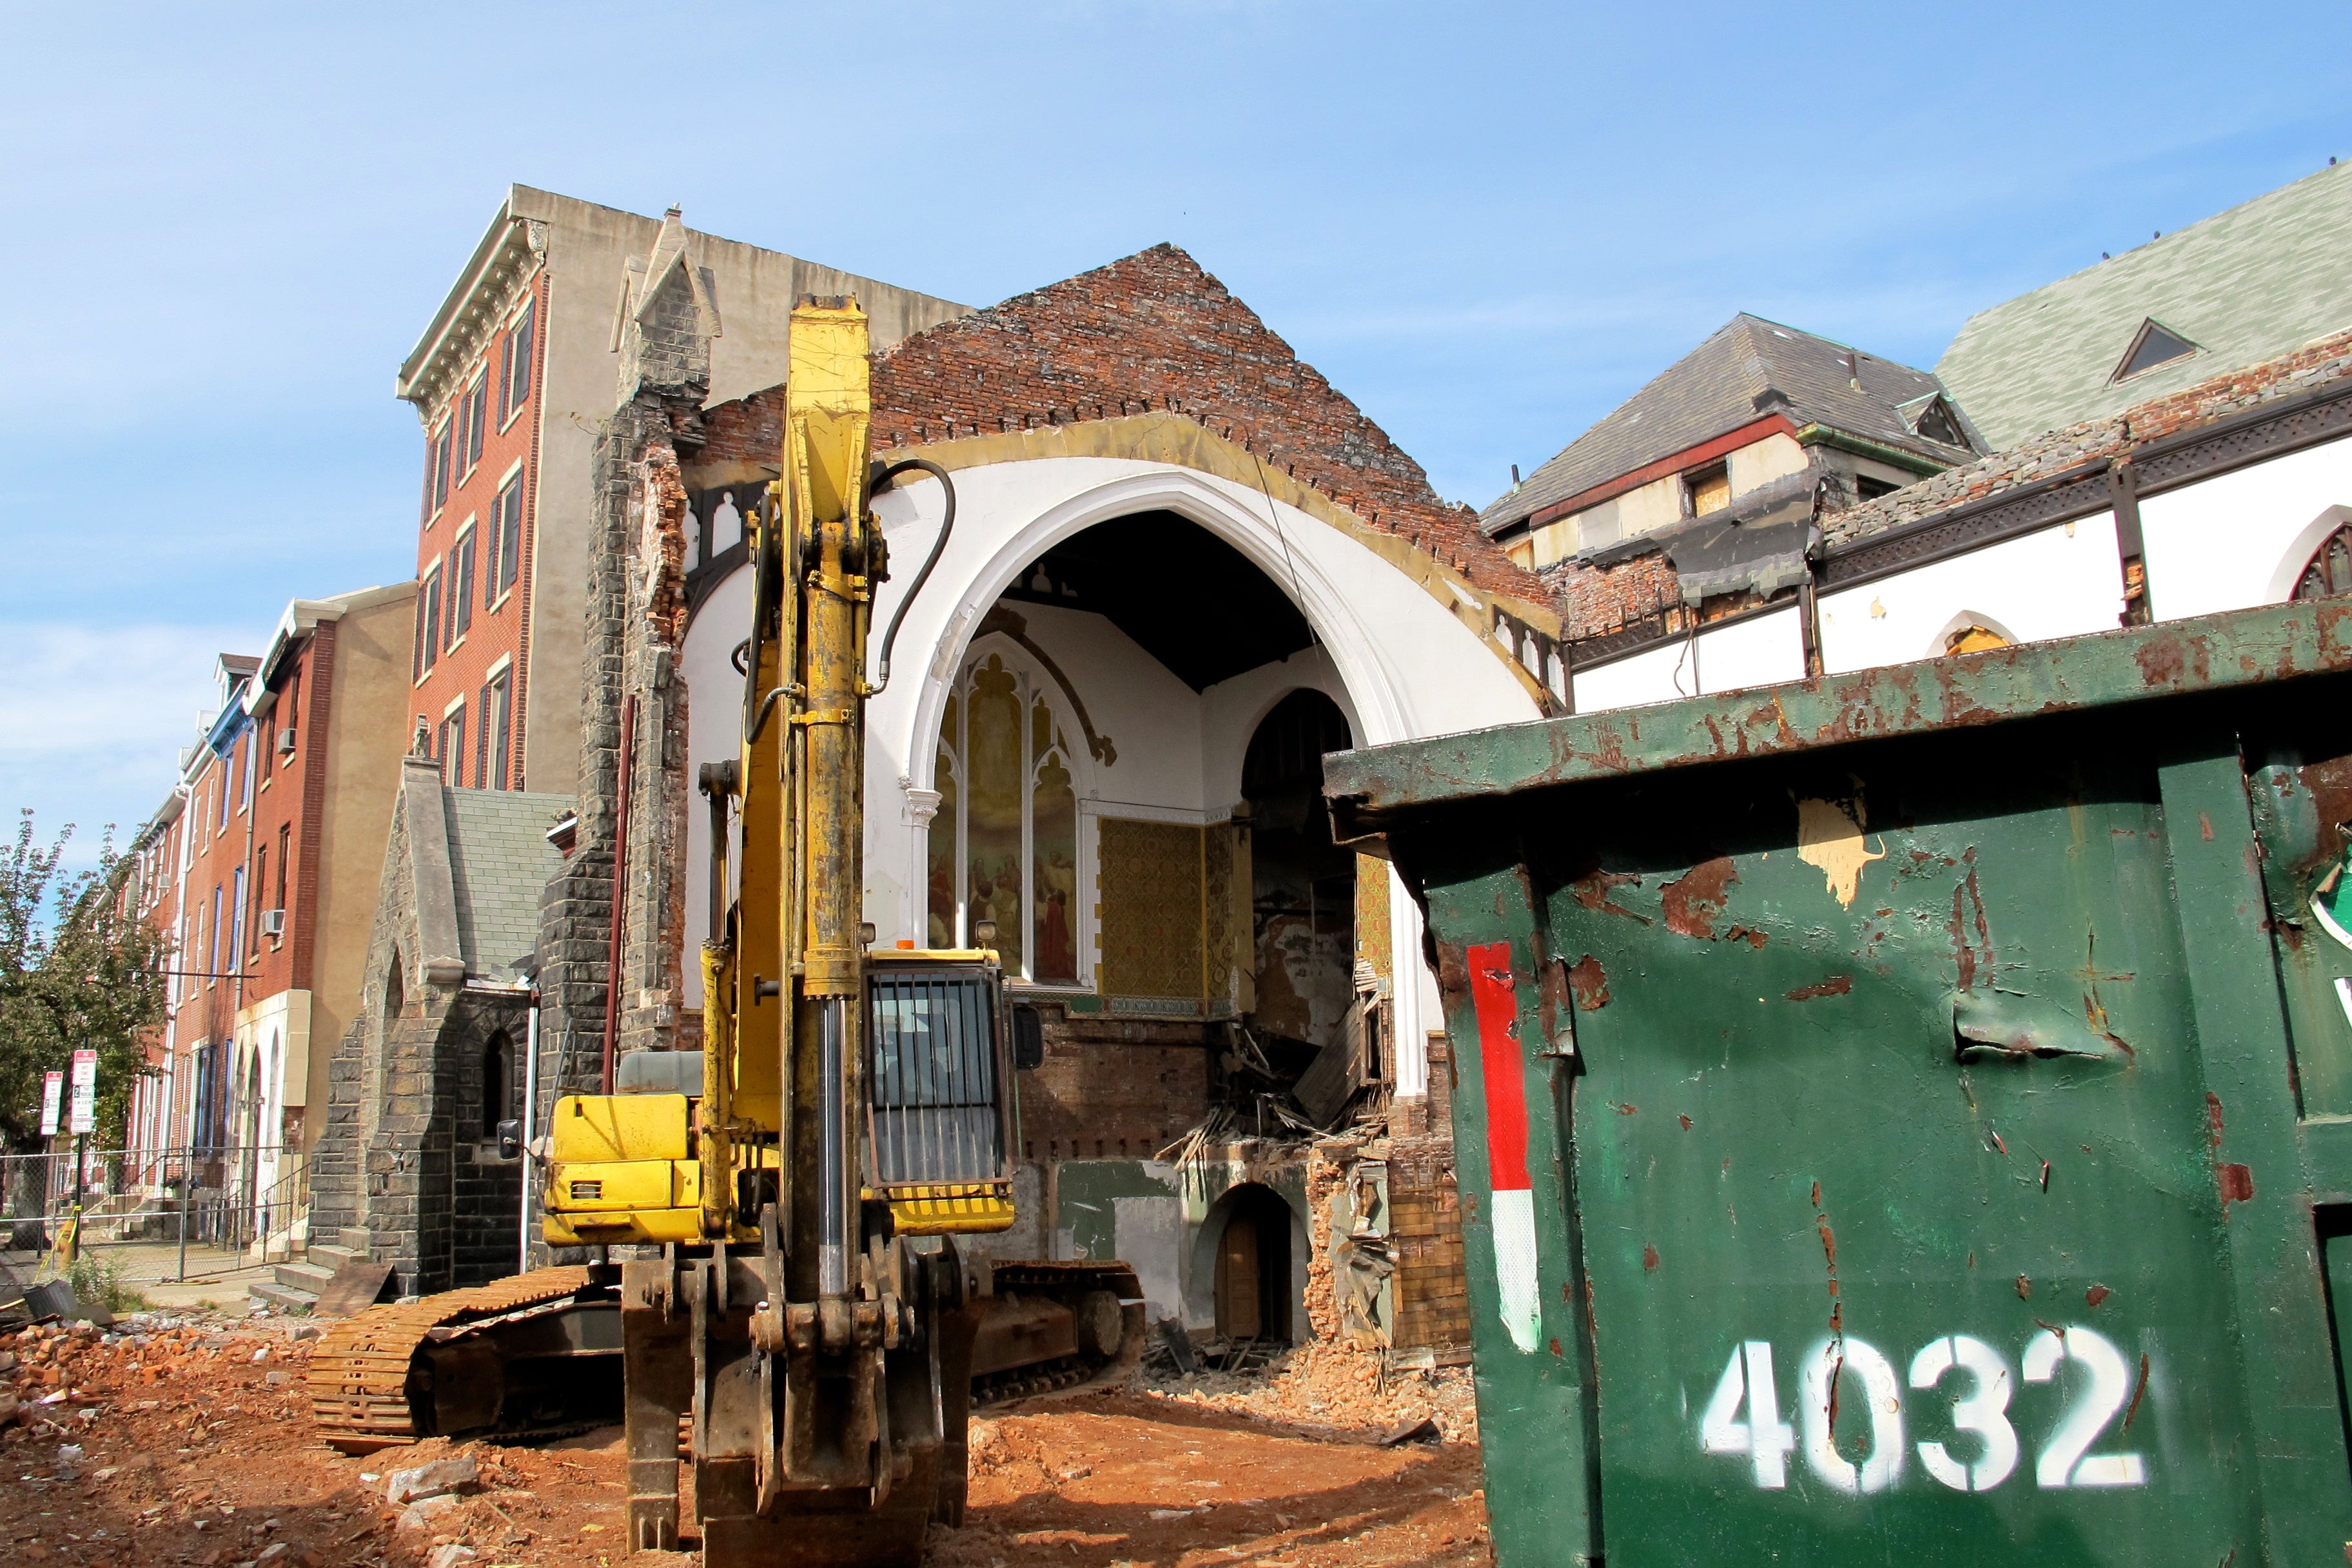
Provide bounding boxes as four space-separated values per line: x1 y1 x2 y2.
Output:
1327 599 2352 839
1356 600 2352 1566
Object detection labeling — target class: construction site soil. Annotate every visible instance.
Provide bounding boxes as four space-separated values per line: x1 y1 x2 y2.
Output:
0 1316 1493 1568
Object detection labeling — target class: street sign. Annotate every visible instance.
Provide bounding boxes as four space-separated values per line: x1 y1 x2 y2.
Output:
38 1072 61 1137
68 1050 95 1137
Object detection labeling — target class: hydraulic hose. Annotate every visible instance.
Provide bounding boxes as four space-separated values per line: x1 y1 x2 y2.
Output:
867 458 956 696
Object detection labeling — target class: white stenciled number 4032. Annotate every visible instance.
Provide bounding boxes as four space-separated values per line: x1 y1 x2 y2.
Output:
1701 1328 2144 1494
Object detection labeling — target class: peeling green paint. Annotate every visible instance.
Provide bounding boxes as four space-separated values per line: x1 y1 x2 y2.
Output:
1360 600 2352 1567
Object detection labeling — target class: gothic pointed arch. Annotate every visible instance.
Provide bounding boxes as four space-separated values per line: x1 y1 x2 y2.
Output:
926 636 1090 983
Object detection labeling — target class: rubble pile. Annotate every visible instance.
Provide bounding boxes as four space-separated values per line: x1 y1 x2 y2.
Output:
1133 1340 1479 1442
0 1311 643 1568
0 1308 1490 1567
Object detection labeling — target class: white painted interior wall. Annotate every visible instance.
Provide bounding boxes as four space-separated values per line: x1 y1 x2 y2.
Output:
1568 606 1805 711
1566 436 2351 729
1818 513 2126 672
2139 435 2352 618
1692 606 1808 692
1571 639 1694 712
678 569 753 1010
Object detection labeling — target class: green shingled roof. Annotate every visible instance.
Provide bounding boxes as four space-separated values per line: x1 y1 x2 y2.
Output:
1937 162 2352 449
444 787 574 982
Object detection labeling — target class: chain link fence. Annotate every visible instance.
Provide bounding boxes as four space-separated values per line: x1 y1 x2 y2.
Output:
0 1144 307 1286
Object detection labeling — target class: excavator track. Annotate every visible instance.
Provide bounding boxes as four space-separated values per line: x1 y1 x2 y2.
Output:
307 1266 595 1453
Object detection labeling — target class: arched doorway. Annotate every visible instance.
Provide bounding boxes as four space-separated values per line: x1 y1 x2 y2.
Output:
1212 1182 1295 1342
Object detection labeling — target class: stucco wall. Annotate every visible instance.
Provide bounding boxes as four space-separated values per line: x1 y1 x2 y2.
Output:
1727 432 1810 497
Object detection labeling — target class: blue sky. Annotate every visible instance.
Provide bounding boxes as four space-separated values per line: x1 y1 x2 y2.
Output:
5 1 2349 862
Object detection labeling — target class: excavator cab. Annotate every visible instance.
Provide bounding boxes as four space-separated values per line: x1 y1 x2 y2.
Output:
865 950 1019 1233
540 951 1020 1247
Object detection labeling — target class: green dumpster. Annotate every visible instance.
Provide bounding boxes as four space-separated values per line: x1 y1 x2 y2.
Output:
1326 600 2352 1567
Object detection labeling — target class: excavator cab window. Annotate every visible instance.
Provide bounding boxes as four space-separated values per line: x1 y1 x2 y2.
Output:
1011 1004 1044 1071
869 970 1004 1184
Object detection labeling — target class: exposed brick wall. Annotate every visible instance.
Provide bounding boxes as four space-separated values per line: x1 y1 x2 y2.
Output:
696 389 784 476
863 244 1542 601
410 271 549 792
1544 550 1688 642
1387 1133 1467 1351
513 271 549 790
1825 326 2352 547
1015 1010 1210 1159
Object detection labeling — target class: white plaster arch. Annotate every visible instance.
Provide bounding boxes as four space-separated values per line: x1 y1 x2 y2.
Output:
882 465 1436 808
862 457 1534 1102
676 455 1536 1094
1925 609 2021 658
2264 504 2352 603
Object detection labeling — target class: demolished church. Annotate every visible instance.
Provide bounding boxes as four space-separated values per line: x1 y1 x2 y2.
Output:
311 194 1557 1352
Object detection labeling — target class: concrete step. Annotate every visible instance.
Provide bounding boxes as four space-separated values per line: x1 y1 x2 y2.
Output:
274 1260 335 1293
307 1242 365 1271
248 1280 318 1314
335 1228 373 1252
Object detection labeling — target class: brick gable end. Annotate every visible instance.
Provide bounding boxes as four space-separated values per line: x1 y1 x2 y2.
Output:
856 243 1540 600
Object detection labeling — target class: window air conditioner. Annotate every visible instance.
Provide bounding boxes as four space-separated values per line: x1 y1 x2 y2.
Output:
260 909 286 938
276 729 297 757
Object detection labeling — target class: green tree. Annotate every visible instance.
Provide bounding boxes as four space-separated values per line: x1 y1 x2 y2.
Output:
0 810 167 1165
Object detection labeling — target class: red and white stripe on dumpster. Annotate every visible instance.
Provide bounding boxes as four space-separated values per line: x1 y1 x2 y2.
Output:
1467 940 1542 1353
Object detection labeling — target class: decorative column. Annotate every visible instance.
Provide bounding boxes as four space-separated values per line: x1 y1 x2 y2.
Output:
901 787 941 945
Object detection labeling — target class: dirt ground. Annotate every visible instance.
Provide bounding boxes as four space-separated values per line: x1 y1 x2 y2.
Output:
0 1315 1493 1568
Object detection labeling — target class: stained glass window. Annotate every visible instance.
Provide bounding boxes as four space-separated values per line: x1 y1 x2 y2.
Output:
930 652 1082 984
2293 522 2352 602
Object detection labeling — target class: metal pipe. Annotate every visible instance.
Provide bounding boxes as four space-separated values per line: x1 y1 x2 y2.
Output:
175 1139 191 1282
518 984 540 1275
817 997 847 1297
602 694 638 1094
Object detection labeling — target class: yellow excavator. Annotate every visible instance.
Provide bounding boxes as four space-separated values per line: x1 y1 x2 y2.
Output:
309 299 1144 1565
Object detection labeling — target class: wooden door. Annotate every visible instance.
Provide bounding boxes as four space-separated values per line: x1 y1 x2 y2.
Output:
1216 1210 1262 1338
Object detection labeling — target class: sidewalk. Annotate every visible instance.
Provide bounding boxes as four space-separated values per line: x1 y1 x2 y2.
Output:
7 1240 277 1313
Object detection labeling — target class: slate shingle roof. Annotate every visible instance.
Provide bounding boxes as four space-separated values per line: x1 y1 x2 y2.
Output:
1482 315 1976 536
1937 162 2352 449
443 787 574 982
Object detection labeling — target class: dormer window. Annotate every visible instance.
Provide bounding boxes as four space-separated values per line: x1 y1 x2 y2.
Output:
1911 396 1969 449
2112 318 2200 383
